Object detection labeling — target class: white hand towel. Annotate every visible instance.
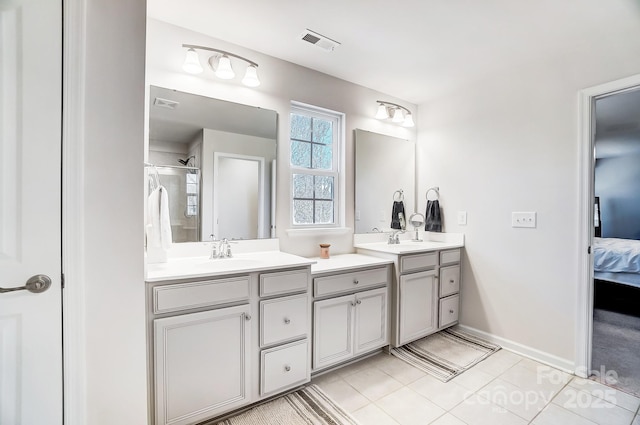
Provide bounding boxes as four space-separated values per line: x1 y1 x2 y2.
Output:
147 185 172 250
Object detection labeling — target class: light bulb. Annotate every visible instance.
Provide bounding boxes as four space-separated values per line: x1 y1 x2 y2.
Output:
182 48 203 74
215 55 235 79
402 113 415 127
242 64 260 87
375 104 389 119
392 108 404 123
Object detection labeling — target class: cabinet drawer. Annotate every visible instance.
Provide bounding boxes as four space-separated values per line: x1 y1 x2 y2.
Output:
440 249 461 265
314 267 387 298
439 295 460 328
439 265 460 298
260 294 308 347
261 339 309 395
260 269 309 297
153 276 250 314
400 252 437 274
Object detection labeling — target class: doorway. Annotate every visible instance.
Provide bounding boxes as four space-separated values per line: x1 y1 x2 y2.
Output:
577 75 640 395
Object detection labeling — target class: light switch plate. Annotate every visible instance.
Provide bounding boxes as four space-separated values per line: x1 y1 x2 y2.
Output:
512 212 536 228
457 211 467 225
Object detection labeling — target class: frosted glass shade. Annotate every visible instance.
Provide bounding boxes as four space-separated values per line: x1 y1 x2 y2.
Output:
402 113 415 127
215 55 235 79
392 108 404 123
182 48 203 74
375 104 389 119
242 65 260 87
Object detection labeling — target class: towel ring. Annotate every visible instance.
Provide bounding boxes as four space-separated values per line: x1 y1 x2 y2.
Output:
393 189 404 202
426 187 440 201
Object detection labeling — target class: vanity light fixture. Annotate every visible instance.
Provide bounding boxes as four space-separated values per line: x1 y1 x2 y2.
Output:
375 100 415 127
182 44 261 87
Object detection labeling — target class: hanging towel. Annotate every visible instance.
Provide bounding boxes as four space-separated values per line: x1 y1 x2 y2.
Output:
425 200 442 232
390 201 406 230
147 185 173 250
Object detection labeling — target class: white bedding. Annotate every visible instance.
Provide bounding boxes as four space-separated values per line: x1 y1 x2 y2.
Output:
593 237 640 273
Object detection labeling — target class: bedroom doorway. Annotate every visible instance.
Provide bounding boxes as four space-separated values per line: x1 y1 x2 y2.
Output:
577 76 640 397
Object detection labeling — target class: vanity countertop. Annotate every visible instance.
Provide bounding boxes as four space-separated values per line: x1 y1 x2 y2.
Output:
353 232 464 255
146 250 316 282
309 253 393 275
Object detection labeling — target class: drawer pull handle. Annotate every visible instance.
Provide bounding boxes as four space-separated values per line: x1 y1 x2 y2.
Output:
284 365 291 372
245 314 252 321
353 279 359 285
449 309 454 314
284 318 291 324
356 299 362 305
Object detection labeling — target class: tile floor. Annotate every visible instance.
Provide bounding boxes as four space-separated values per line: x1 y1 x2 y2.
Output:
311 349 640 425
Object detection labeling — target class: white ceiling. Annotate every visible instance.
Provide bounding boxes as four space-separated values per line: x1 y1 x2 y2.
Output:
147 0 640 105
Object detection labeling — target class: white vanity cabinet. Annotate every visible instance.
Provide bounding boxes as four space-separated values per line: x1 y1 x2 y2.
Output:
150 276 253 425
311 263 391 371
147 263 312 425
355 240 463 348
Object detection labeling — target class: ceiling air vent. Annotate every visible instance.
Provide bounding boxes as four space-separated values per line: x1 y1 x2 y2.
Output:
300 29 340 52
153 97 179 109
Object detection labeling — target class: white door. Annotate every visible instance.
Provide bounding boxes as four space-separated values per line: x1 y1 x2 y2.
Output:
0 0 63 424
312 294 354 370
154 305 252 425
398 270 437 345
354 287 388 354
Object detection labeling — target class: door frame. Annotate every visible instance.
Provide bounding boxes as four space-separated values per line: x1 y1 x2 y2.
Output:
62 0 87 423
575 73 640 378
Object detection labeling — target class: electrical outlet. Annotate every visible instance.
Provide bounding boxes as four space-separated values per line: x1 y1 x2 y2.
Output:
457 211 467 225
512 212 536 228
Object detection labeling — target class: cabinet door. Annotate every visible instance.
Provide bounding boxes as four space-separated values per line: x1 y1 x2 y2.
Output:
354 287 388 355
313 293 355 370
399 270 438 345
154 304 251 425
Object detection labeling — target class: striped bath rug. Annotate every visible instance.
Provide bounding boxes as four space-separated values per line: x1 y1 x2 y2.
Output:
214 384 359 425
391 328 500 382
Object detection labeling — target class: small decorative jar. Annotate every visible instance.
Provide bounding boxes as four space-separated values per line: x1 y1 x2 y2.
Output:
319 244 331 259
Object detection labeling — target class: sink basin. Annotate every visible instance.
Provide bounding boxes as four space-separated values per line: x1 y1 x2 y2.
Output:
192 257 262 270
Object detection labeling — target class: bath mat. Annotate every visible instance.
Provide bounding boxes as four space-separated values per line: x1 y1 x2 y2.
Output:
391 328 500 382
214 384 359 425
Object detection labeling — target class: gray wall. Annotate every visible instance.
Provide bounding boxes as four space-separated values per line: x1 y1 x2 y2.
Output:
595 153 640 240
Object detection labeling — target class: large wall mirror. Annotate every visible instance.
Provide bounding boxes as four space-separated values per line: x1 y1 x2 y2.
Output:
354 129 415 234
148 86 277 242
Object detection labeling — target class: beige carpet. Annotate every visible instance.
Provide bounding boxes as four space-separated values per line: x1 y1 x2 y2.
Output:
214 385 359 425
391 328 500 382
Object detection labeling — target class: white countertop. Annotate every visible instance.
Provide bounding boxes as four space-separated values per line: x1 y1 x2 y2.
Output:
146 250 316 282
353 232 464 255
309 253 393 275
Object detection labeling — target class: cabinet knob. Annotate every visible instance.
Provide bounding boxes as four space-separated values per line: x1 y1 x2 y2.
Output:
449 309 454 314
350 301 356 306
353 279 359 285
245 314 252 321
284 365 291 372
450 279 455 284
284 318 291 324
356 299 362 305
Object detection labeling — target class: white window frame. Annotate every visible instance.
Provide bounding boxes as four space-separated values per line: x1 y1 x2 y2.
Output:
289 101 345 231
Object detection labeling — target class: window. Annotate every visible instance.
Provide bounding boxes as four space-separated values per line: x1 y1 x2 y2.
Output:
290 103 343 228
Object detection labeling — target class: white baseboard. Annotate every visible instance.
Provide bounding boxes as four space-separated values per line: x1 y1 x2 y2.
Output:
457 325 575 374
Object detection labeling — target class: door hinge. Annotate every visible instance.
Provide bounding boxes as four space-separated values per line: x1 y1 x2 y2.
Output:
61 273 65 289
588 246 591 254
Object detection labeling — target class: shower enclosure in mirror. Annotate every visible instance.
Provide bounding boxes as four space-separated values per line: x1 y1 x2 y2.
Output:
354 129 415 234
148 86 277 242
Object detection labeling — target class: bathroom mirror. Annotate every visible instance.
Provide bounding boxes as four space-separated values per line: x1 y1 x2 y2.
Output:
354 129 415 234
148 86 277 242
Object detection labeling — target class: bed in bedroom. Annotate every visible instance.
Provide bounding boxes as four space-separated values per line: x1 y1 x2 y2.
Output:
593 237 640 289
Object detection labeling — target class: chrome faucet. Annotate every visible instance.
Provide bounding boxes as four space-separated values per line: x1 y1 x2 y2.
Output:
210 238 233 259
388 230 404 244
